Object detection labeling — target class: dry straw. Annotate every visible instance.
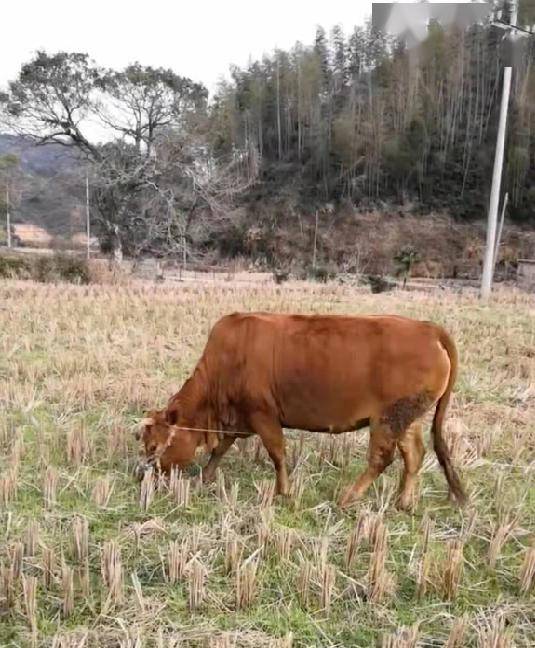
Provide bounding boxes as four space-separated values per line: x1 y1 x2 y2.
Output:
66 424 90 465
445 615 469 648
44 467 59 509
224 530 243 575
21 573 38 633
100 541 123 609
519 541 535 594
139 468 156 511
368 515 390 603
187 558 207 611
72 516 89 562
0 469 18 507
416 514 434 600
24 520 40 557
167 539 190 584
274 527 295 562
319 562 336 613
9 541 24 581
346 508 373 569
289 469 305 509
168 467 190 507
235 550 261 609
130 571 145 612
72 515 90 595
0 559 14 609
442 538 464 601
91 476 114 508
61 560 74 618
488 514 517 568
382 624 419 648
255 479 275 508
42 545 57 590
297 557 314 608
475 613 512 648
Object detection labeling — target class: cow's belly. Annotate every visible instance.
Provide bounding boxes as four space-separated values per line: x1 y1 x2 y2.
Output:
278 387 376 433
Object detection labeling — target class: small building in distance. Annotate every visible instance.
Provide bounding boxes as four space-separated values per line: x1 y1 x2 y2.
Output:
517 259 535 289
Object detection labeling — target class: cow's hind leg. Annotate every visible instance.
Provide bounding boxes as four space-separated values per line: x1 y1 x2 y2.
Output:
339 416 396 508
396 422 425 511
248 412 289 496
202 435 236 483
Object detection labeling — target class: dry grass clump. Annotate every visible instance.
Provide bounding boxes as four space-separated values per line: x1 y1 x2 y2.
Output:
441 538 464 601
21 573 38 633
235 550 261 609
0 469 18 506
61 560 74 618
382 624 419 648
66 425 90 465
518 541 535 594
475 613 513 648
43 467 59 509
100 541 123 610
139 468 156 511
24 520 40 556
91 475 114 507
488 514 517 568
445 615 469 648
187 558 208 611
166 539 190 584
168 467 191 507
416 514 434 599
42 545 57 590
368 515 392 603
223 529 244 575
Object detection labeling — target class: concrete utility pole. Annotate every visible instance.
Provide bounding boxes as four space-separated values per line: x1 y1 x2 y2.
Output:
5 187 11 248
85 173 90 260
480 66 512 300
481 0 531 299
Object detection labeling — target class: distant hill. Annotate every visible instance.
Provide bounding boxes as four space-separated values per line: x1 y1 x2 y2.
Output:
0 133 85 240
0 133 80 176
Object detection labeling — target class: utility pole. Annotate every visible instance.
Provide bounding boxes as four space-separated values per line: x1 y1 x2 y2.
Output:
481 0 531 299
480 66 512 300
85 173 90 260
5 186 11 248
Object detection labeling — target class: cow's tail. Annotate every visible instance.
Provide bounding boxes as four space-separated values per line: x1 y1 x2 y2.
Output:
431 328 467 506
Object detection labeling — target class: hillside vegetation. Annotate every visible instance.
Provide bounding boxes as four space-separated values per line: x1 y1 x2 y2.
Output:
1 7 535 270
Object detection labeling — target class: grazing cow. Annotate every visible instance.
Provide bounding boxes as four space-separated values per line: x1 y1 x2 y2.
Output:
135 313 466 509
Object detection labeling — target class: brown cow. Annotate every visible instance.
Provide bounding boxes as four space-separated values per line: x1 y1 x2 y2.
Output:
135 312 466 509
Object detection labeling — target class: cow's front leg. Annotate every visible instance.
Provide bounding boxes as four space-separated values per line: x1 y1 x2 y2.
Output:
248 412 289 496
202 435 236 483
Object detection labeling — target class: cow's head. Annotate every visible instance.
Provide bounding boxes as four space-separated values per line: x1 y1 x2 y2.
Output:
133 402 219 480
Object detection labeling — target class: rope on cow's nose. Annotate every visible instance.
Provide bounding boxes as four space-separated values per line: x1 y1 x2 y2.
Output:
139 424 250 466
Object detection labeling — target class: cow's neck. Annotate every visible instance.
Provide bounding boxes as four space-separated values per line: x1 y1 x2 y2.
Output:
177 365 210 425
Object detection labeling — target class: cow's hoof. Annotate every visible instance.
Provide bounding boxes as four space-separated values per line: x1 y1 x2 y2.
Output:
202 471 215 484
338 487 360 509
396 494 415 513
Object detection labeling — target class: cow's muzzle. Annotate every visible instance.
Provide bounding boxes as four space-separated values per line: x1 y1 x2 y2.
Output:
133 457 157 481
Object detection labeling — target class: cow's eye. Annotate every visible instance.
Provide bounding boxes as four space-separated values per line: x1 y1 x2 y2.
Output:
148 444 157 454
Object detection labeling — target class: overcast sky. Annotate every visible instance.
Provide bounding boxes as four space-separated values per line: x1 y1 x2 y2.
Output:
1 0 374 95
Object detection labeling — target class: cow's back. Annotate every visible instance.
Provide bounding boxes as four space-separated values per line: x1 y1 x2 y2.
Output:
202 313 452 432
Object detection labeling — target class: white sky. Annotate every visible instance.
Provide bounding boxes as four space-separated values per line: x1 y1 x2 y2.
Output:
1 0 375 96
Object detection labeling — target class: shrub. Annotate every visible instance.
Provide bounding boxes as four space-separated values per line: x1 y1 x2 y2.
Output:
0 255 33 279
307 265 337 283
0 252 90 284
